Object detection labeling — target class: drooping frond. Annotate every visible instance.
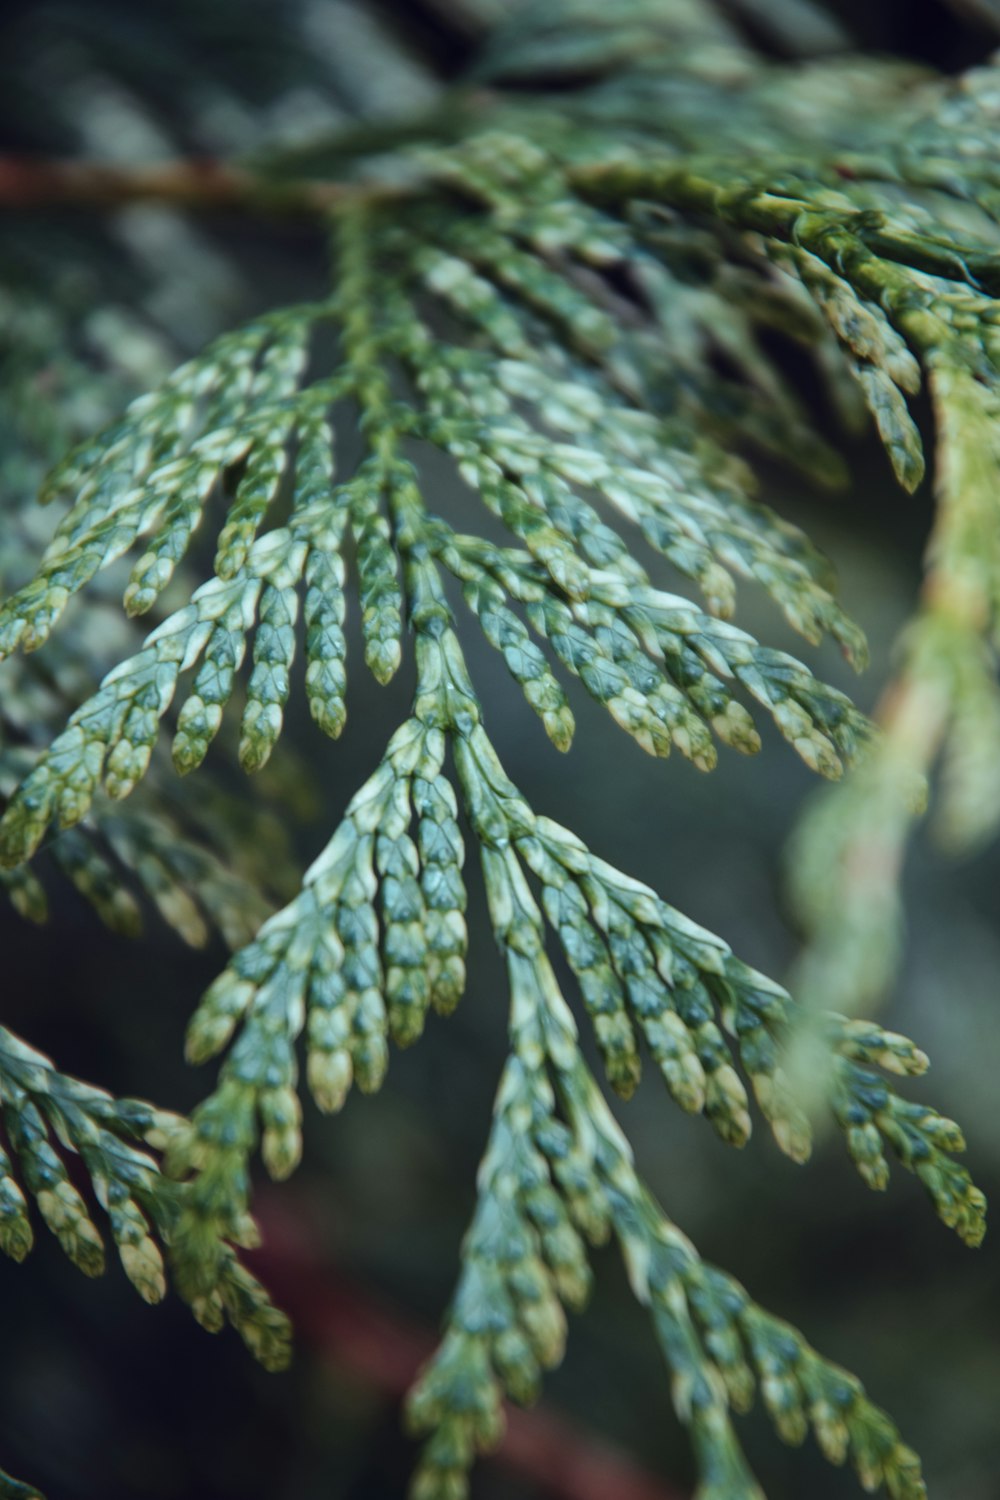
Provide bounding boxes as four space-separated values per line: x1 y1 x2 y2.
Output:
406 941 930 1500
0 1025 290 1365
0 3 995 1497
0 280 302 944
166 545 979 1500
784 57 1000 1019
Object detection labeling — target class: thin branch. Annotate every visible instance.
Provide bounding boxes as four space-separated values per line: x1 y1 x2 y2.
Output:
0 156 392 215
6 155 993 305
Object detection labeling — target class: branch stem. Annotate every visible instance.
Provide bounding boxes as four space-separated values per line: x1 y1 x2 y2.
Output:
0 155 394 215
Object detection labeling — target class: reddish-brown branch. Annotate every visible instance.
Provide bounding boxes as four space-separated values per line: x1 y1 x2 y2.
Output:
250 1196 686 1500
0 155 380 215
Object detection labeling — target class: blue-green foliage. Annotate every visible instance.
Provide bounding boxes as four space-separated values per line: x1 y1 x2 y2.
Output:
2 3 998 1497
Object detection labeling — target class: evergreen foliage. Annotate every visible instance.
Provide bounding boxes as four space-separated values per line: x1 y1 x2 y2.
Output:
1 2 998 1497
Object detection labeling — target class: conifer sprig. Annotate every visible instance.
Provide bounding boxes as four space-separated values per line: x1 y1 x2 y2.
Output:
1 5 998 1497
0 279 301 945
167 471 977 1495
0 584 293 945
780 65 1000 1022
406 863 928 1500
0 1025 290 1367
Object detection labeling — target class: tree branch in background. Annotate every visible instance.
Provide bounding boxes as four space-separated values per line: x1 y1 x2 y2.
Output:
0 157 376 216
252 1196 686 1500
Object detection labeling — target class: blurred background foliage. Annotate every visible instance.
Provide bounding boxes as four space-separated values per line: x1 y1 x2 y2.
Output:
0 2 998 1498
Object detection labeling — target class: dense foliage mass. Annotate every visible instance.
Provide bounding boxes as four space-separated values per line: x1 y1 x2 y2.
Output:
1 2 998 1497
